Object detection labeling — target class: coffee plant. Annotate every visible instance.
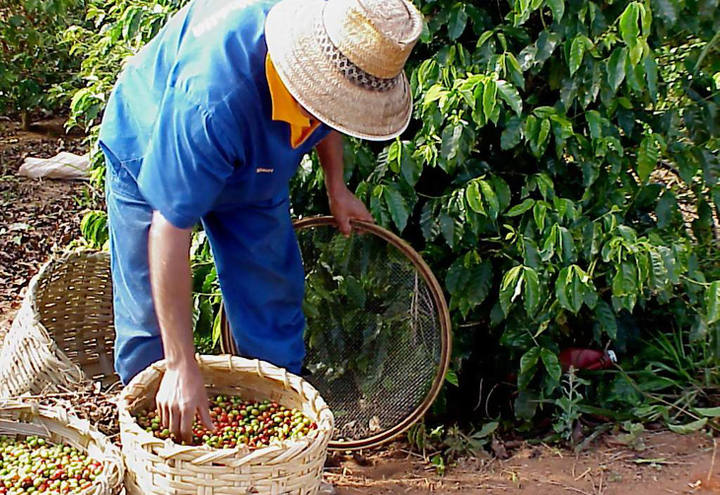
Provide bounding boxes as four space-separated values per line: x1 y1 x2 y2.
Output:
0 0 84 129
65 0 719 432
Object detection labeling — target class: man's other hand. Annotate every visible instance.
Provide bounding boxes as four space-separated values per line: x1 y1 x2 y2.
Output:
328 185 374 236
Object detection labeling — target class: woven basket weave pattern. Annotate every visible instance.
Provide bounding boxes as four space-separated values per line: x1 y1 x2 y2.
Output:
0 399 124 494
0 251 118 398
119 355 334 495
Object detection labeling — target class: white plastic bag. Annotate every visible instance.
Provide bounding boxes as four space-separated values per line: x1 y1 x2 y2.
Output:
18 152 90 180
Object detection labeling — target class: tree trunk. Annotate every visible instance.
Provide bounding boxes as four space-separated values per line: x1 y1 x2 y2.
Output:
20 111 30 131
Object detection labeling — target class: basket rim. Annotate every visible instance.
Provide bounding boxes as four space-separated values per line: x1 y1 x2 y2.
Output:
117 354 334 461
0 398 124 495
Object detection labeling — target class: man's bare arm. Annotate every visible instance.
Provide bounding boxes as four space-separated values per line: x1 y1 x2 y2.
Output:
148 211 214 442
316 131 373 235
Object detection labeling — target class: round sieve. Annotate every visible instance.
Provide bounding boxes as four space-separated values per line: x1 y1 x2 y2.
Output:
221 216 451 450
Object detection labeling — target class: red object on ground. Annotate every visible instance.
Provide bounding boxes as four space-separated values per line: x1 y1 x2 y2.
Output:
559 348 617 371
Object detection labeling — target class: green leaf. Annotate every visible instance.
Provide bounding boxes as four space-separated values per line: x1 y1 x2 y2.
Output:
695 407 720 418
637 134 659 183
534 118 551 155
343 276 366 308
471 82 487 126
612 262 638 297
466 181 486 215
491 176 512 212
619 3 640 49
668 418 707 434
585 110 603 141
479 180 500 219
121 7 143 41
523 267 540 314
639 3 651 36
500 265 524 314
514 391 538 419
441 123 463 162
467 260 493 306
80 211 109 248
507 198 536 217
656 191 678 229
474 421 499 439
501 116 523 150
644 55 658 98
505 52 525 90
496 80 522 115
569 35 587 76
476 30 494 49
547 0 565 21
540 348 561 383
533 202 547 231
607 47 628 92
400 144 423 186
519 347 541 389
445 258 470 294
483 79 498 122
533 106 556 118
595 300 618 339
211 307 222 346
420 202 439 242
706 281 720 325
556 266 583 313
649 249 668 290
445 368 459 386
535 31 562 65
383 187 410 232
424 84 447 107
439 212 457 249
558 227 575 262
448 3 468 40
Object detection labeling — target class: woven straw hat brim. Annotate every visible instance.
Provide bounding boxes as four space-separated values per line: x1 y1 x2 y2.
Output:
265 0 413 141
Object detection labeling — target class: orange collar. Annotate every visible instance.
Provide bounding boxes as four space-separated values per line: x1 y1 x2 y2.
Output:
265 54 320 149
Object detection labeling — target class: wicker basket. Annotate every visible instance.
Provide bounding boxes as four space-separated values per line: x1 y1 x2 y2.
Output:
0 250 118 398
0 399 124 494
118 355 334 495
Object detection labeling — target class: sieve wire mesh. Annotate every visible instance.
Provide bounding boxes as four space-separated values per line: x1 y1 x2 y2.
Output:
297 225 443 443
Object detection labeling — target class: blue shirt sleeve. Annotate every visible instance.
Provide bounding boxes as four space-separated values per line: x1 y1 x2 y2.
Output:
136 89 241 229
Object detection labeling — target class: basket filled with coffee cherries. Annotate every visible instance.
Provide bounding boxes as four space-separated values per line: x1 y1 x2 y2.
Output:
118 355 334 495
0 400 123 495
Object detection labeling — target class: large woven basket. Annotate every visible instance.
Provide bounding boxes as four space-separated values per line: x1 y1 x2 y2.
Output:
118 354 334 495
0 399 124 494
0 250 117 398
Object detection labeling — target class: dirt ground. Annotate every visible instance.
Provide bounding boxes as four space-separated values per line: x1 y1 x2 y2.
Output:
329 431 719 494
1 118 718 495
0 117 92 331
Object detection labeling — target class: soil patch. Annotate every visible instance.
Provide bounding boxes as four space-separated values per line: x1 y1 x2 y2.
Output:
0 117 94 332
330 431 718 494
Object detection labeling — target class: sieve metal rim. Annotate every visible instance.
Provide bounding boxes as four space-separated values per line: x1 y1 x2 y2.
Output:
220 215 452 451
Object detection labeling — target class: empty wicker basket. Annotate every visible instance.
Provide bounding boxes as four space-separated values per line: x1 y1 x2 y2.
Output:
0 250 117 397
118 355 334 495
0 399 124 494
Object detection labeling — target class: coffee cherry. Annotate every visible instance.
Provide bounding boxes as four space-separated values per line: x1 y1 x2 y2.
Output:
134 394 319 450
0 436 103 494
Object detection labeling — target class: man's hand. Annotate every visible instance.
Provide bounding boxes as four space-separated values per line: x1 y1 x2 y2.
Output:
328 185 374 236
316 131 374 236
156 360 215 443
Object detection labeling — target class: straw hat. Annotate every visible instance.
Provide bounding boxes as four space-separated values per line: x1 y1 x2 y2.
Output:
265 0 424 141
